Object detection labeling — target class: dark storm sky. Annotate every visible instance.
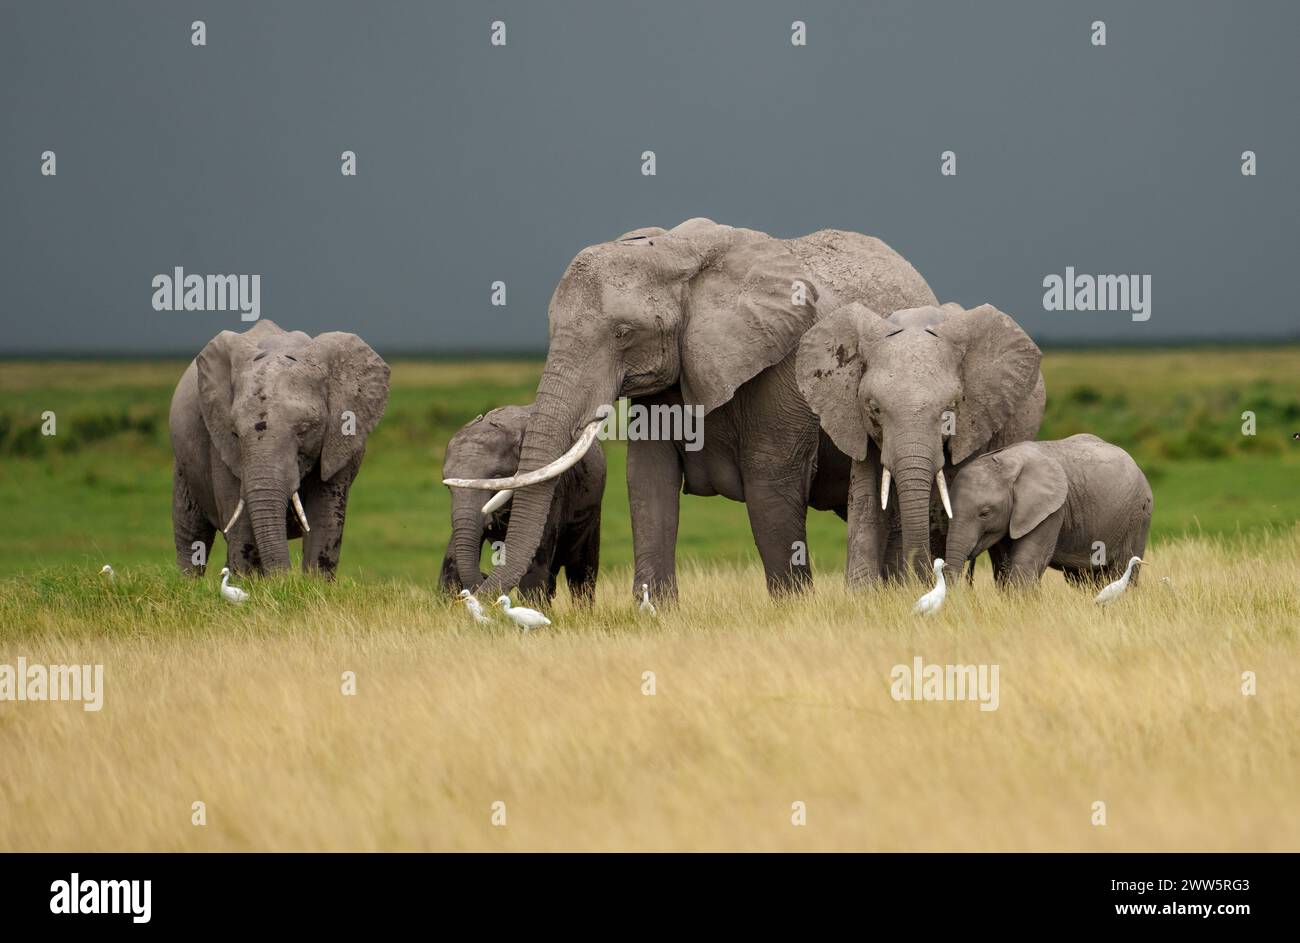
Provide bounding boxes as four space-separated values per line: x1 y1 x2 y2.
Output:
1 0 1296 355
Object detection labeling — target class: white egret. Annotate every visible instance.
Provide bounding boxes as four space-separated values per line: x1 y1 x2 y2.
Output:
219 567 249 604
1094 556 1145 606
639 583 656 616
100 564 115 581
912 558 947 616
454 588 491 624
494 594 551 633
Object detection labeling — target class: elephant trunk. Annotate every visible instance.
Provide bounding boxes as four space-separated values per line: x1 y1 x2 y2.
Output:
480 349 614 596
246 479 292 573
886 428 941 579
943 523 980 586
450 494 487 590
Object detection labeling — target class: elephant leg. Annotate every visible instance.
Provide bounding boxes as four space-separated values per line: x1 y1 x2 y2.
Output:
172 465 215 576
628 434 682 606
1002 511 1063 588
300 467 354 579
987 539 1013 589
438 542 460 594
845 455 887 588
742 472 813 596
561 509 601 609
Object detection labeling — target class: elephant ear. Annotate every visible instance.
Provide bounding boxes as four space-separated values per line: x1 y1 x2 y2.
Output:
678 225 821 416
795 303 888 461
195 331 249 474
1008 449 1068 539
936 304 1042 466
309 333 391 481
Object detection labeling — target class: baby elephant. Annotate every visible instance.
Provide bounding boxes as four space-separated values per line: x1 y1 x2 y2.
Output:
943 434 1152 588
440 405 604 605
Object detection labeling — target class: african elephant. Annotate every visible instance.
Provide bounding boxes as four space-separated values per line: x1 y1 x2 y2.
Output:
796 302 1045 584
443 218 938 603
169 319 389 576
440 404 604 605
942 435 1153 588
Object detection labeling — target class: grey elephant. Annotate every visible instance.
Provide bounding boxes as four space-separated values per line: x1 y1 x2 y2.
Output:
169 319 390 576
942 434 1153 588
797 301 1045 584
443 217 938 603
440 405 604 605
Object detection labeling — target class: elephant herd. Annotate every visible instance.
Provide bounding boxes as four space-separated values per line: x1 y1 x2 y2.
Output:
170 217 1152 606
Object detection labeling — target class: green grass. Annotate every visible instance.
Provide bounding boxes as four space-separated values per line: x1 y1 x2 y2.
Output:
1 348 1297 582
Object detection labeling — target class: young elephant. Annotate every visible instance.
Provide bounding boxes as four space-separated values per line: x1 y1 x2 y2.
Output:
440 405 604 605
170 319 390 577
943 434 1152 588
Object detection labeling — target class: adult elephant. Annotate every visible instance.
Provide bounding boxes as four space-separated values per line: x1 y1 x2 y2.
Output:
170 319 390 576
796 302 1045 585
444 218 937 603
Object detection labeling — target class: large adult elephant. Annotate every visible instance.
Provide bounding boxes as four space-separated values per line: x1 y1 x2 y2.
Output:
796 302 1045 585
170 319 390 576
444 218 937 602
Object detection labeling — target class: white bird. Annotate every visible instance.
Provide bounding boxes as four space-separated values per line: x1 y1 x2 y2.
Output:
494 594 551 633
639 583 656 616
454 588 492 623
100 564 115 581
1094 556 1145 606
219 566 249 604
912 558 947 616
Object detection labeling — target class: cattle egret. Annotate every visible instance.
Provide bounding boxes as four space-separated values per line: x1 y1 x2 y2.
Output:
912 558 947 616
1094 556 1144 606
494 594 551 633
219 567 249 604
100 564 115 581
639 583 656 616
454 588 491 624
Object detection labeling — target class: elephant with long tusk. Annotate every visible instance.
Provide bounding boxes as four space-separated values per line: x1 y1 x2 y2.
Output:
453 218 940 605
797 302 1045 584
169 319 390 577
440 405 604 605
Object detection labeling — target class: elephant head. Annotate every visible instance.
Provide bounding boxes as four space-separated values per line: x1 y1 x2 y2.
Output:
943 445 1068 580
796 302 1042 575
449 218 822 594
442 406 532 590
196 320 389 572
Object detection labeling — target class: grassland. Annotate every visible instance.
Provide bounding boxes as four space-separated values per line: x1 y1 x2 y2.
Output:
1 347 1298 850
2 536 1297 851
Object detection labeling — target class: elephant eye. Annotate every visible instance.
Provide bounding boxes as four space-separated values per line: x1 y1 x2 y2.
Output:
979 506 992 517
614 323 633 340
867 400 880 415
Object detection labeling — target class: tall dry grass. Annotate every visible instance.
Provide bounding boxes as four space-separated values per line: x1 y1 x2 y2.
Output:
2 531 1298 851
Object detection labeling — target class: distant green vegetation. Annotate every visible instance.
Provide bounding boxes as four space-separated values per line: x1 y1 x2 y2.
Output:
0 348 1296 582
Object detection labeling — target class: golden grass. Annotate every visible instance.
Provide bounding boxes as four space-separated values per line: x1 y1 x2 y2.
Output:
2 532 1298 851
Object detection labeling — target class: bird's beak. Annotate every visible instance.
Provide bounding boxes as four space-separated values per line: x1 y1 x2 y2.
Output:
452 596 463 604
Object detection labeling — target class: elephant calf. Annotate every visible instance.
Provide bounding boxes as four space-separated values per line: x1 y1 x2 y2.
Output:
440 405 604 605
943 434 1153 588
170 319 390 577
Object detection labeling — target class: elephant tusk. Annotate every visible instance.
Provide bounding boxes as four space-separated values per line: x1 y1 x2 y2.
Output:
223 498 245 534
444 418 604 491
880 467 891 511
481 489 513 515
935 469 953 519
291 491 311 533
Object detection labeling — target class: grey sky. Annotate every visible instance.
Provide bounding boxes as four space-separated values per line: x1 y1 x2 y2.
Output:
2 0 1296 355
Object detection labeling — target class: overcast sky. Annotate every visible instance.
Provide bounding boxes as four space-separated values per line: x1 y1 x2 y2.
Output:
2 0 1296 355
